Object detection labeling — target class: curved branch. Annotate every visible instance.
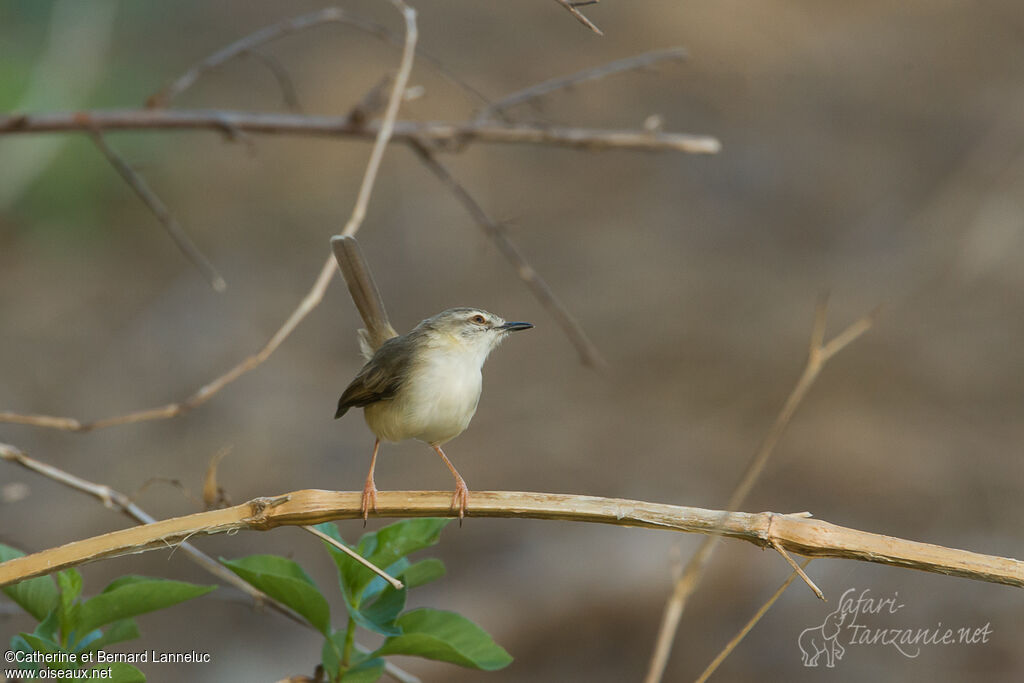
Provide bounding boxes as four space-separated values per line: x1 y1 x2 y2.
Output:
0 489 1020 589
0 109 721 155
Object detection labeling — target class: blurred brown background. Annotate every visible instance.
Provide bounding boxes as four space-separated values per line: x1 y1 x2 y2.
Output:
2 0 1023 681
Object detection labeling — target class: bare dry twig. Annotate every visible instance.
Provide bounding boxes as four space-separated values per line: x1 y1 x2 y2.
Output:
301 524 403 590
0 486 1020 590
694 559 812 683
146 7 488 111
643 298 876 683
478 47 687 121
770 539 823 600
0 256 338 432
89 130 226 292
340 0 417 238
0 110 721 155
408 139 607 368
554 0 604 35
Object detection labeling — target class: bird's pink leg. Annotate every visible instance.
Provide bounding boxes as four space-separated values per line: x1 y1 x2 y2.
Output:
361 439 381 524
432 445 469 521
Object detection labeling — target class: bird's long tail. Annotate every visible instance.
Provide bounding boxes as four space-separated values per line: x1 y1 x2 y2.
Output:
330 235 398 357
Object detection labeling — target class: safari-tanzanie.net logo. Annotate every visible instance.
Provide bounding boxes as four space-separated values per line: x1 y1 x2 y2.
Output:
797 588 992 668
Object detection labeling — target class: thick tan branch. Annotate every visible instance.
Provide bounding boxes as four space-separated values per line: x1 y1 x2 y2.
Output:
0 110 721 154
1 489 1020 590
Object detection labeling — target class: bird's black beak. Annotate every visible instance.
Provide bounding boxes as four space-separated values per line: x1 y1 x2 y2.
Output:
498 321 533 332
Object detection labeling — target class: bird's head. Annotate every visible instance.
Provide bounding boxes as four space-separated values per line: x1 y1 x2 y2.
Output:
421 307 533 360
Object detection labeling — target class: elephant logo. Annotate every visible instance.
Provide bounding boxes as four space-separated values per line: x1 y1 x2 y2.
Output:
798 607 847 667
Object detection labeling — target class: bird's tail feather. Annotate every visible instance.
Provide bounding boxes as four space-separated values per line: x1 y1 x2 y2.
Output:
331 235 398 356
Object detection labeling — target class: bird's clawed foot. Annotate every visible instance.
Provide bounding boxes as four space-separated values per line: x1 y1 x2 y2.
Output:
451 475 469 525
361 478 378 525
361 439 381 526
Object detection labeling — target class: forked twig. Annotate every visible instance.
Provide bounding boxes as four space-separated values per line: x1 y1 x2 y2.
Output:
409 138 606 368
643 298 877 683
694 559 812 683
89 130 226 292
146 7 488 111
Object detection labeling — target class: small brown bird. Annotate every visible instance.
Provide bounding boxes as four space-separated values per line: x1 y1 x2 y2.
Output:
331 236 532 520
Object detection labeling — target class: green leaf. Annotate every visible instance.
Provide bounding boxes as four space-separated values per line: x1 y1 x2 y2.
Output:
34 606 60 642
325 519 449 607
322 633 386 682
76 578 215 636
373 609 512 671
222 555 330 635
57 568 83 646
19 631 60 655
101 575 153 593
106 662 146 683
320 629 347 682
399 558 446 589
363 519 449 582
9 634 40 673
347 584 404 637
362 558 409 605
57 568 83 605
77 619 140 653
19 633 76 671
341 657 386 682
363 557 446 605
0 543 59 621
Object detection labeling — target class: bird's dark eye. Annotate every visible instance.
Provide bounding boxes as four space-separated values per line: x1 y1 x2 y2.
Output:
470 314 487 325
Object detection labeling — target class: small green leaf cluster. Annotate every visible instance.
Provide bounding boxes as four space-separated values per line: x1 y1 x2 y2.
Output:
222 518 512 682
0 543 215 682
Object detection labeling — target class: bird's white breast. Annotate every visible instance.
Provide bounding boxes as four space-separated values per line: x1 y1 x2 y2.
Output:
364 336 486 446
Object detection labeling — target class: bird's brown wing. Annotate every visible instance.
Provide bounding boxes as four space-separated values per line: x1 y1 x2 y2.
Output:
335 335 411 418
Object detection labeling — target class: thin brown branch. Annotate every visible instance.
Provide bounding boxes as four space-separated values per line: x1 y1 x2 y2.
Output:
340 0 417 238
145 7 488 111
694 559 812 683
409 139 606 369
0 443 419 683
0 255 338 432
0 110 721 155
770 539 823 600
145 8 376 109
554 0 604 35
0 485 1020 590
478 47 687 121
89 131 225 292
643 300 876 683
